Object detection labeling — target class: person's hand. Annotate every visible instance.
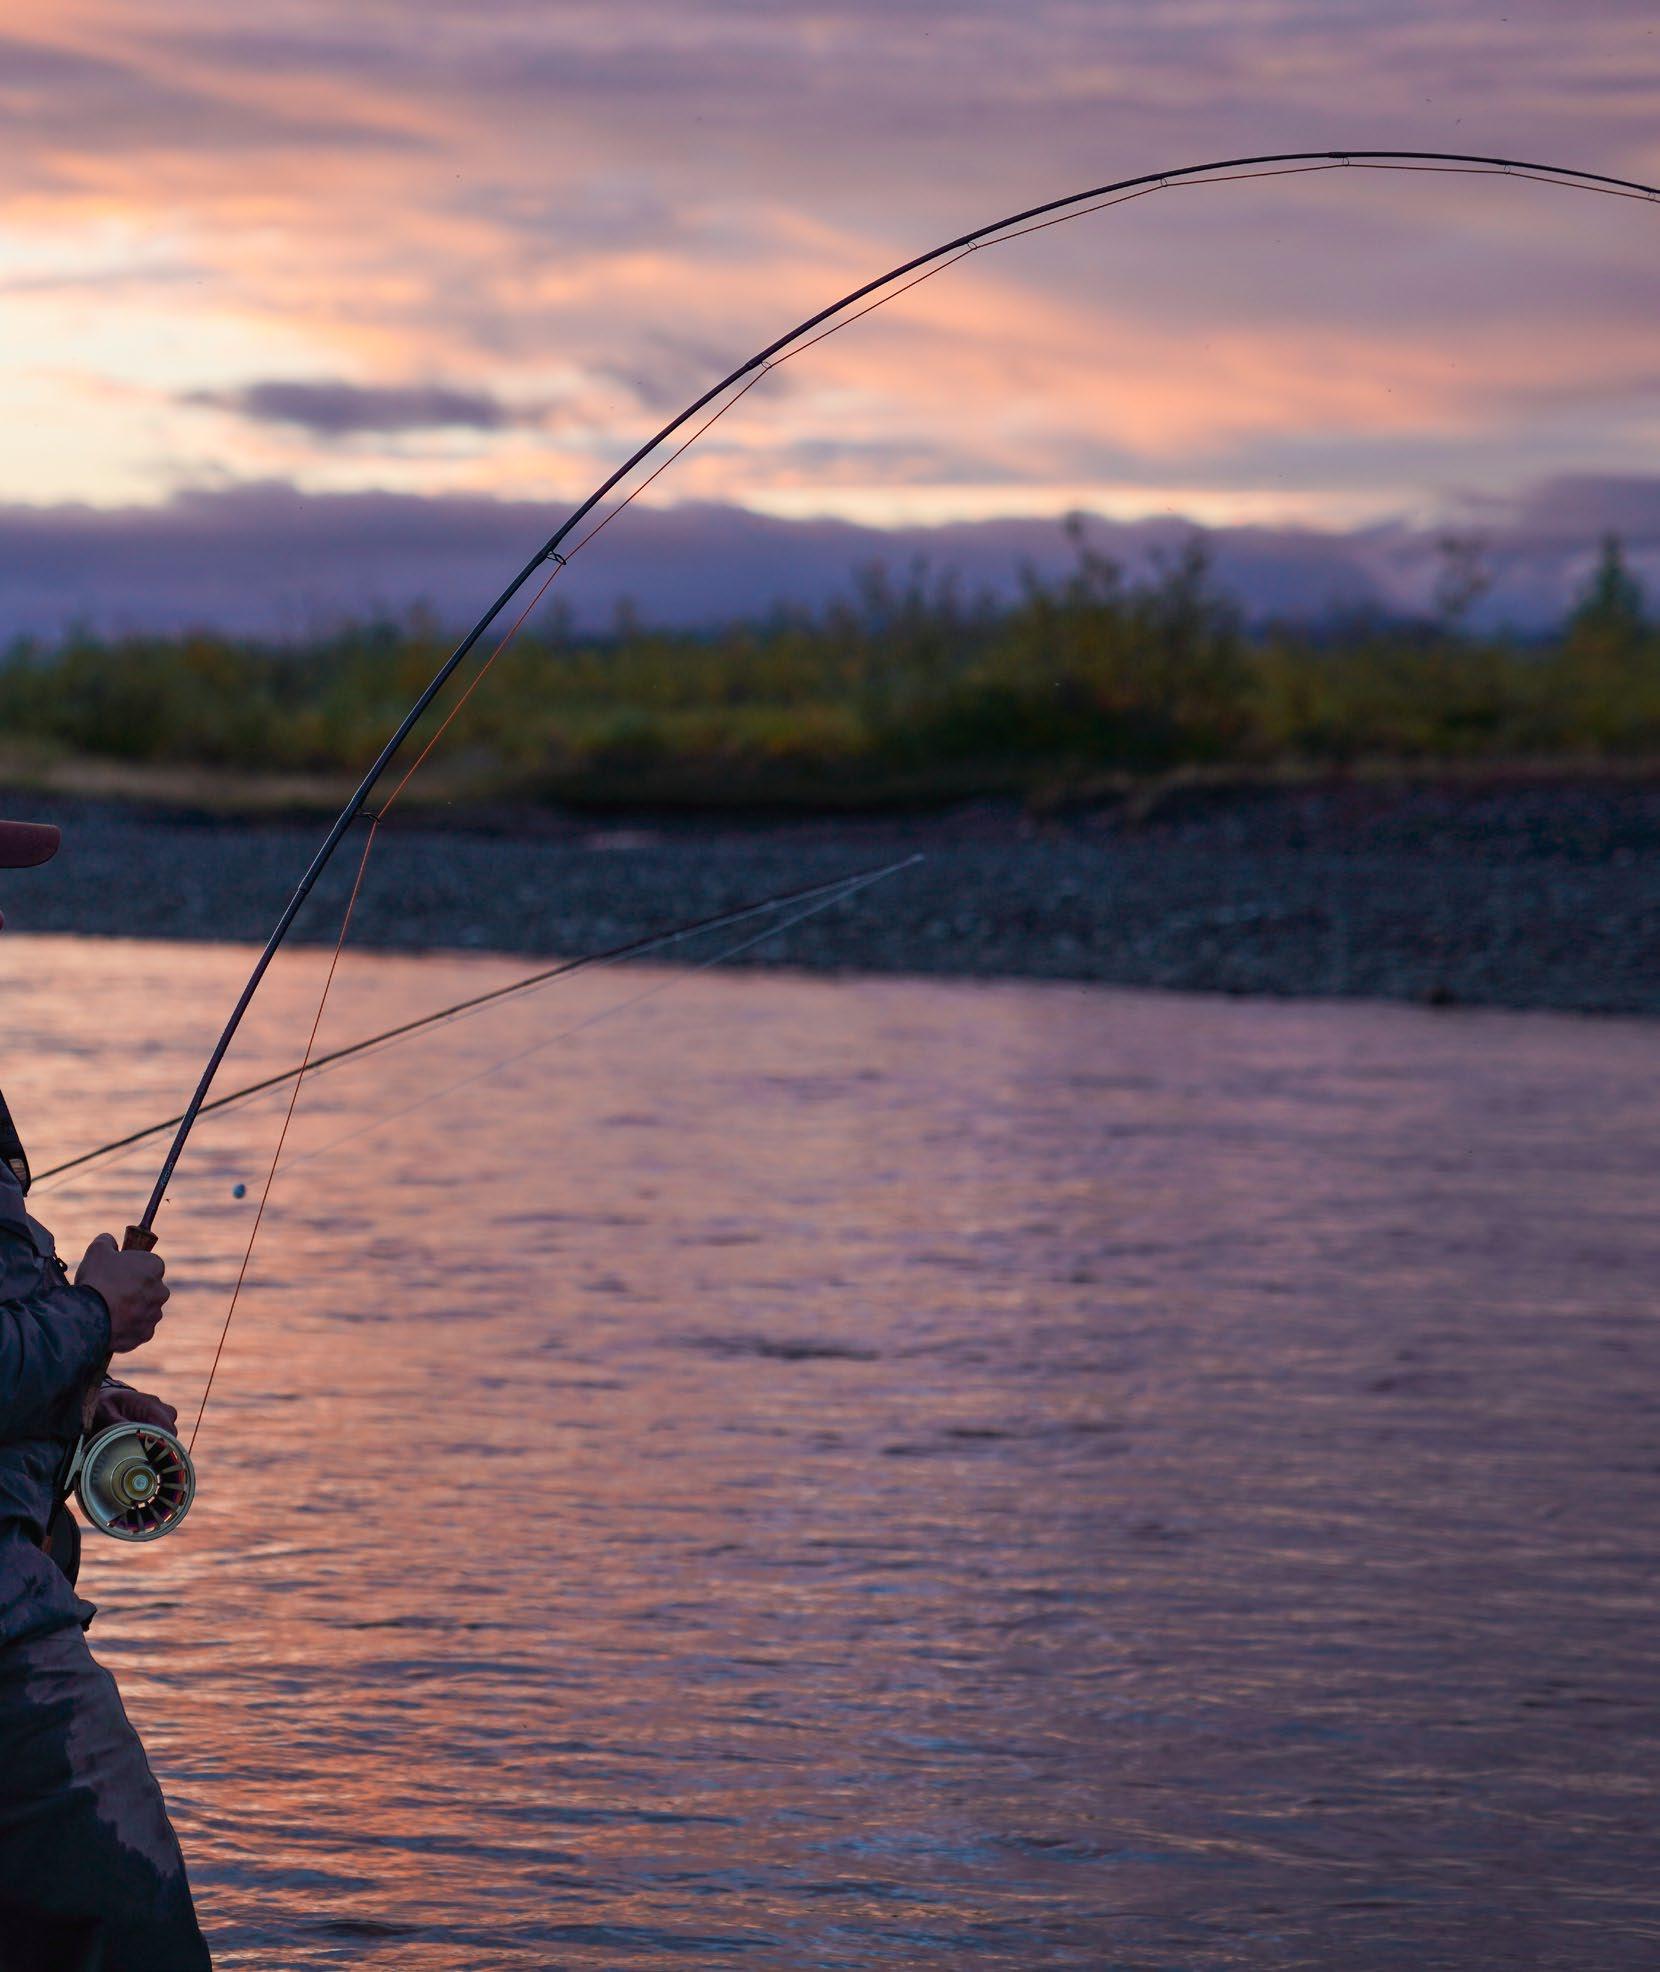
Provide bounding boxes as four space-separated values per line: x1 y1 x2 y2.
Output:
92 1384 178 1434
75 1235 169 1354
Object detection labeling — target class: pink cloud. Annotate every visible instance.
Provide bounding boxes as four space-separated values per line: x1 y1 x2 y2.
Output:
0 0 1654 534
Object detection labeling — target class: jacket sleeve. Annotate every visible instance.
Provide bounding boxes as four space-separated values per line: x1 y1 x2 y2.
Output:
0 1222 111 1440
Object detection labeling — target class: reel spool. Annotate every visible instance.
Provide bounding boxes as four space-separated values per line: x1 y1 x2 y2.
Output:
72 1423 196 1541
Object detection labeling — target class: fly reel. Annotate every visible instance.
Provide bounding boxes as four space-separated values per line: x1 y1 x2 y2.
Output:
71 1423 196 1541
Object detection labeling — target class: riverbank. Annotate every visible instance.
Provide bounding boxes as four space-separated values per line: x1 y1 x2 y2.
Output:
2 772 1654 1015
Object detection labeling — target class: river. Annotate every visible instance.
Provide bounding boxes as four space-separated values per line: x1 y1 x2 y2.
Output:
4 934 1657 1968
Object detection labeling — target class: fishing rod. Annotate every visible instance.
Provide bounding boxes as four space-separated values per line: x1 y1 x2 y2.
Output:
34 856 922 1191
79 146 1658 1548
129 148 1660 1244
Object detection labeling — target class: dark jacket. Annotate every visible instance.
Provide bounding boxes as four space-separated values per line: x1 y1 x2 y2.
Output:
0 1141 109 1644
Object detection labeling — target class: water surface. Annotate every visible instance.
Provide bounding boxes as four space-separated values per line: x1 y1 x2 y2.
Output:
5 935 1658 1967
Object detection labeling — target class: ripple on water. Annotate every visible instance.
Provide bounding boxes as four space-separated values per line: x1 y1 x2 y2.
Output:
5 937 1659 1968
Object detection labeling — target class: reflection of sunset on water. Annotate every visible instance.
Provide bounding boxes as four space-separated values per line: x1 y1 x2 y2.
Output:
5 933 1658 1963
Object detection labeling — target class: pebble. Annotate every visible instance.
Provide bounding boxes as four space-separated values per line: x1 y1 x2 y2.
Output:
4 779 1656 1016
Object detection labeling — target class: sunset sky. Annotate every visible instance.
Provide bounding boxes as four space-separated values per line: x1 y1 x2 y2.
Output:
2 0 1657 630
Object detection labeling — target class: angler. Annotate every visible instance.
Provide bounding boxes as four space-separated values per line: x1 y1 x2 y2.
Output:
0 818 211 1968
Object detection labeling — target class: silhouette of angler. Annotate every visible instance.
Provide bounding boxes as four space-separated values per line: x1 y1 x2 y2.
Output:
0 818 211 1969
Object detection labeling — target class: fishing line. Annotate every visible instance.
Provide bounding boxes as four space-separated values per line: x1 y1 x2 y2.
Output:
33 859 923 1193
186 820 380 1451
183 851 913 1445
274 853 913 1185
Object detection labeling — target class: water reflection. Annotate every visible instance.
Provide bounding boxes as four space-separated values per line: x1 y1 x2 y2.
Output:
4 934 1658 1967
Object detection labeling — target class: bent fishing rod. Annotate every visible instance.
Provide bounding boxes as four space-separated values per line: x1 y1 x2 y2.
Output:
128 147 1660 1246
71 146 1658 1549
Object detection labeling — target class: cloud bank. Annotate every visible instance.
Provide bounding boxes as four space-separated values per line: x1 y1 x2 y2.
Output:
1 476 1654 643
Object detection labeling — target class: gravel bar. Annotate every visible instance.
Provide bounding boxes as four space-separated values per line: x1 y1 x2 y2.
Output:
3 778 1656 1015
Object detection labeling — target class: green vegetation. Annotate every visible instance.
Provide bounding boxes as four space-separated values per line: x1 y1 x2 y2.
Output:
2 526 1656 808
